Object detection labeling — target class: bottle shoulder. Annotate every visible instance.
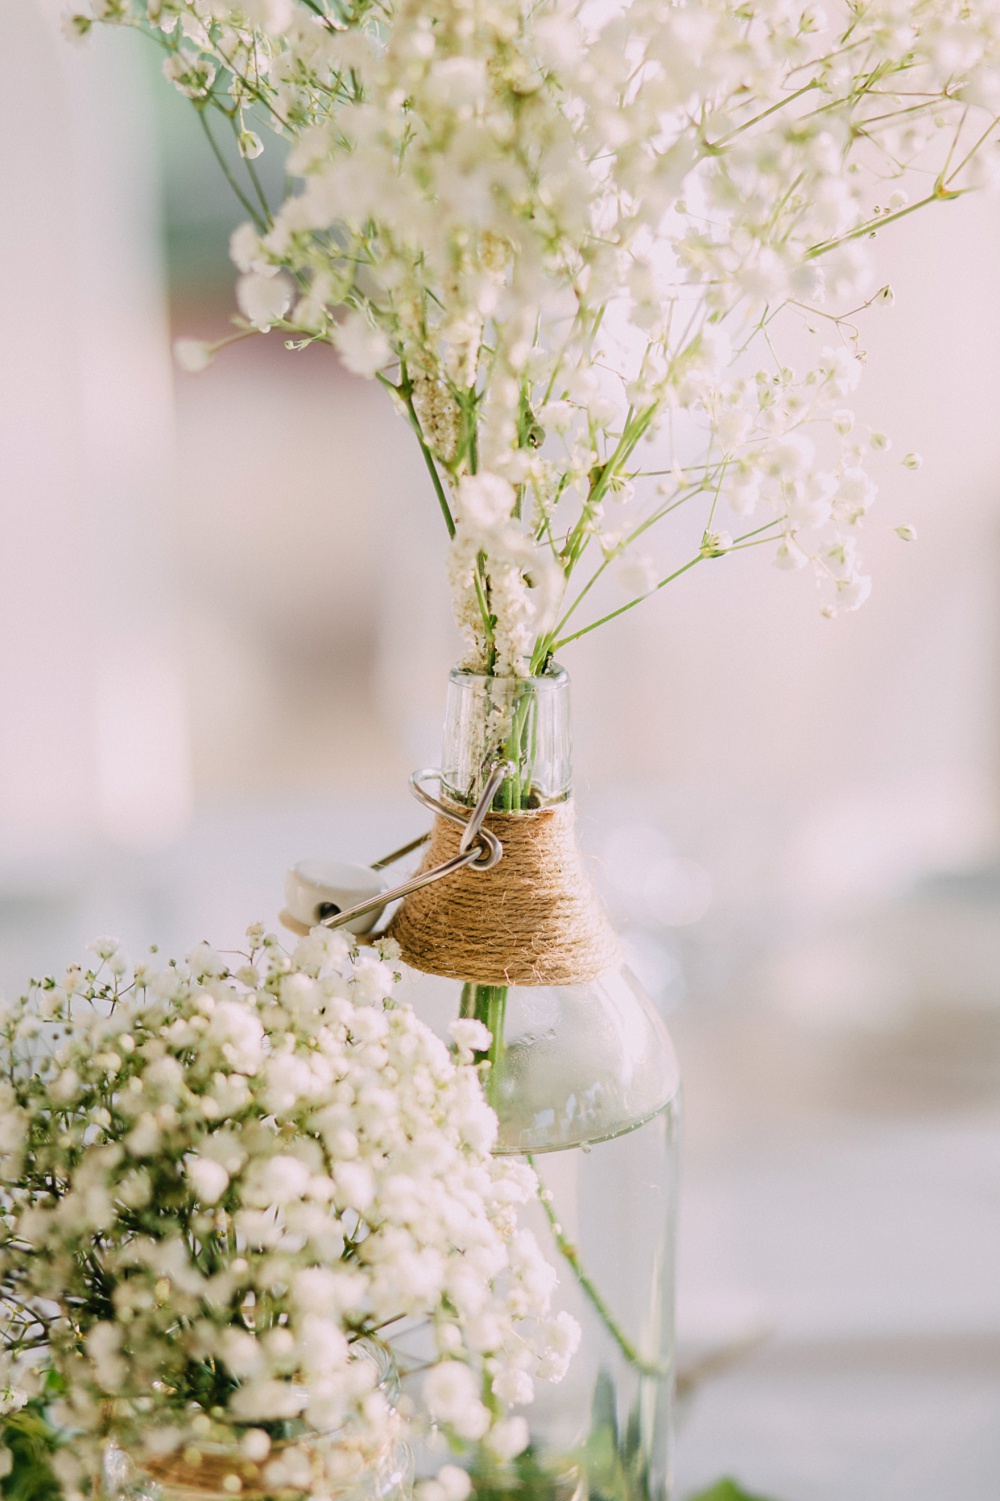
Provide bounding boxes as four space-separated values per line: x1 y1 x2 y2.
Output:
492 963 681 1153
395 961 680 1153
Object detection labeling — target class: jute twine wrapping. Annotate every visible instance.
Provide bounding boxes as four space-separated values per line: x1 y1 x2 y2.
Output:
388 799 620 985
137 1449 274 1499
131 1438 376 1501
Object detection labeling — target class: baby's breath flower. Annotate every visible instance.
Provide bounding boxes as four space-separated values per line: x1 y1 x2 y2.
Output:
700 530 733 558
774 535 809 571
0 934 576 1479
162 49 216 100
87 0 1000 653
87 936 121 961
63 13 92 40
236 272 293 332
617 555 658 597
449 1017 492 1061
333 312 392 379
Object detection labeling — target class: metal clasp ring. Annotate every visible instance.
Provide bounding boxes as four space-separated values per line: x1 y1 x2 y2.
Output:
409 760 513 857
318 762 510 933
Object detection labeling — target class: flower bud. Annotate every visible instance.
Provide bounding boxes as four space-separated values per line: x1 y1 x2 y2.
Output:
174 339 214 374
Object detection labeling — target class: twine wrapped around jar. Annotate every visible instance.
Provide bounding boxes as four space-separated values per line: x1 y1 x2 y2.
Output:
134 1447 274 1499
106 1427 402 1501
388 800 620 986
103 1340 407 1501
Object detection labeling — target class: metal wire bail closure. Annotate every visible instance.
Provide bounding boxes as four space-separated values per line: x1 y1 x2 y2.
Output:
408 761 512 864
315 763 510 934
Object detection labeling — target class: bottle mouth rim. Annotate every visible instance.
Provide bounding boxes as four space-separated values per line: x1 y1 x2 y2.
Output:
448 661 568 689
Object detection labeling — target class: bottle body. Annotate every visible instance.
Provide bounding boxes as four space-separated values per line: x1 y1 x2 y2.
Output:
518 1094 679 1501
396 667 681 1501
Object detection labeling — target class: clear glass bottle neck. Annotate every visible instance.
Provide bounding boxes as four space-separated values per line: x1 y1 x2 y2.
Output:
440 666 572 810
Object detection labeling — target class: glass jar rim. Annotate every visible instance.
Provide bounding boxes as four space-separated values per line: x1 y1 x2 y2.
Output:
448 662 568 690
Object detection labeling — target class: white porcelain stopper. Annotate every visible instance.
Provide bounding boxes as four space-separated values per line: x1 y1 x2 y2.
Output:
283 859 388 936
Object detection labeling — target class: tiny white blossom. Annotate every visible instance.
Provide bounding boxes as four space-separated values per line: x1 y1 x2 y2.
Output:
617 556 658 597
240 0 294 33
230 223 271 276
186 1155 230 1205
424 1363 490 1440
700 530 733 557
87 936 121 962
162 50 215 100
486 1415 530 1460
62 13 92 43
449 1018 491 1059
333 312 392 379
835 574 873 611
456 473 515 530
241 1430 271 1462
236 272 293 331
774 536 809 571
436 1466 473 1501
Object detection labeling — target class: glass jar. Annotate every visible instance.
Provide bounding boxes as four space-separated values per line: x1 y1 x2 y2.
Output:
396 667 681 1501
102 1340 411 1501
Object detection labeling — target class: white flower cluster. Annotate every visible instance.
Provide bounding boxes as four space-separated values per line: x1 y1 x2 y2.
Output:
0 929 577 1496
79 0 1000 662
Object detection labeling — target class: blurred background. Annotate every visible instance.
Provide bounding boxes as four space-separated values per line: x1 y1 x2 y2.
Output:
3 7 999 1498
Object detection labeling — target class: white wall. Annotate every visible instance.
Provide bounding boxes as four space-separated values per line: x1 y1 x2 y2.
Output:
0 5 189 872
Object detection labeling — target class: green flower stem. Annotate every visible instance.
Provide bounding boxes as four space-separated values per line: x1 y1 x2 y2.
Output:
460 983 508 1110
198 108 267 231
476 551 497 669
707 79 821 148
239 135 274 225
394 375 456 539
210 38 293 133
552 555 704 651
498 686 537 809
806 181 968 261
560 405 657 577
527 1154 670 1382
534 482 704 667
551 517 784 653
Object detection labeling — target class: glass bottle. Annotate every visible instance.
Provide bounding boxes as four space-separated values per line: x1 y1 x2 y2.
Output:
397 666 681 1501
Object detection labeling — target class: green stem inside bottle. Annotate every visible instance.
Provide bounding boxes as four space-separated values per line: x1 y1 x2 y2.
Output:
459 981 508 1111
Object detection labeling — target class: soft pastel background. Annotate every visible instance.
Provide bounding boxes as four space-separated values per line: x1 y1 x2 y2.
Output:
3 8 999 1499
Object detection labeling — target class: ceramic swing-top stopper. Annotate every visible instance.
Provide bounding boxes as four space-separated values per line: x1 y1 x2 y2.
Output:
283 859 388 936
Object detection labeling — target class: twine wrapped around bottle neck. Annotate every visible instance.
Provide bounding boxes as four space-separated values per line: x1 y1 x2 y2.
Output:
388 799 620 986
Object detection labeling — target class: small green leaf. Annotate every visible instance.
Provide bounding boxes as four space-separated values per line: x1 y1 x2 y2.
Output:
1 1403 64 1501
685 1480 783 1501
